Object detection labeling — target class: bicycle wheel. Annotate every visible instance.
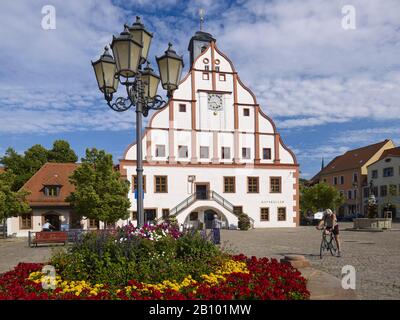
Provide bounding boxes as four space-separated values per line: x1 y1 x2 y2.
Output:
329 235 338 256
319 238 326 259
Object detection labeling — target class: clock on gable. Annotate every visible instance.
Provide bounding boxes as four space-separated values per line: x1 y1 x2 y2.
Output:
207 94 223 112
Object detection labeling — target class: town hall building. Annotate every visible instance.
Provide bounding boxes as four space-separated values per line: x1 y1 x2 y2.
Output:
119 31 299 228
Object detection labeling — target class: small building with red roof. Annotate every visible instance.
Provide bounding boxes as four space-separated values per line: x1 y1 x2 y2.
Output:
7 163 98 237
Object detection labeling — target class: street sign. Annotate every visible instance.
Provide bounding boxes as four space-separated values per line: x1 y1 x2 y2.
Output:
134 189 144 200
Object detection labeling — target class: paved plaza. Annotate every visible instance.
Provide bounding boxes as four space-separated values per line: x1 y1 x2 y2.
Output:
1 222 399 299
221 222 400 300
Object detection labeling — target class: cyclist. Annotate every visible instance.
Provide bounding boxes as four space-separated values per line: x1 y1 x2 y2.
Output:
316 209 341 257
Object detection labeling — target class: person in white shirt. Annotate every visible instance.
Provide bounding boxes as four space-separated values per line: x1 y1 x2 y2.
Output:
212 214 222 244
42 220 54 232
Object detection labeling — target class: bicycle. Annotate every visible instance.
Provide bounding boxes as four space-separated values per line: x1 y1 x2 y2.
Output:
318 227 338 258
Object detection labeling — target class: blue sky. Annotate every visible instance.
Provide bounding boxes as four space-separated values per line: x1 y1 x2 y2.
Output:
0 0 399 179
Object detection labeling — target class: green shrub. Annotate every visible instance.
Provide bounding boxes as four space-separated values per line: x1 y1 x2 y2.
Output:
50 229 227 286
238 213 251 230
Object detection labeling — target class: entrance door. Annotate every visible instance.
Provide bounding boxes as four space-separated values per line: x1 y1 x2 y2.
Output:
144 209 157 224
204 209 217 229
196 184 209 200
43 213 61 231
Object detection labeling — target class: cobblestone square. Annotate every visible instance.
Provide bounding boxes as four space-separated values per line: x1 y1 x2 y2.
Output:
221 222 400 300
1 222 399 299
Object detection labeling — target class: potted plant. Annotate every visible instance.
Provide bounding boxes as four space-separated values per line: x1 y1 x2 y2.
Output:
238 213 251 231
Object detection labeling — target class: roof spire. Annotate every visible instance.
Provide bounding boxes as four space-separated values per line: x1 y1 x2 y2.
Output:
199 8 205 31
321 157 325 170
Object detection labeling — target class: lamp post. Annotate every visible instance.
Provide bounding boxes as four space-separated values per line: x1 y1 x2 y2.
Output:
91 16 184 227
352 182 358 218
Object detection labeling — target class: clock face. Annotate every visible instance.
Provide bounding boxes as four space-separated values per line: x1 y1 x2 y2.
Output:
208 94 223 111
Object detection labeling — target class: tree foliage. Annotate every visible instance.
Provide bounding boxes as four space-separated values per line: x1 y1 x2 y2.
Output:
300 182 345 215
48 140 78 163
67 148 130 224
0 171 31 224
0 140 77 191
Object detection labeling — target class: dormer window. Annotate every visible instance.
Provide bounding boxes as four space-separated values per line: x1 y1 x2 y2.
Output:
44 186 60 197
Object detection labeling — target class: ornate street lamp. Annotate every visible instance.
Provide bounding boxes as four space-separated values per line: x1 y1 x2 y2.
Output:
91 17 184 227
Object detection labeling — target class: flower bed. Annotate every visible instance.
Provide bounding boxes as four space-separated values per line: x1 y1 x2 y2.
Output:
0 255 309 300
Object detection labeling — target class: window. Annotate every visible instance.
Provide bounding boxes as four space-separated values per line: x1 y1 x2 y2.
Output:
155 145 166 157
88 219 99 229
219 73 225 81
190 212 198 220
247 177 259 193
145 209 157 222
353 173 358 183
224 177 235 193
263 148 271 160
215 66 220 72
200 146 209 159
354 190 357 199
162 209 170 219
44 186 60 197
260 208 269 221
372 186 378 197
155 176 168 193
389 185 397 196
178 145 188 158
202 72 209 80
383 167 394 177
243 108 250 117
20 213 32 230
278 208 286 221
204 65 209 71
179 104 186 112
340 176 344 185
380 185 387 197
270 177 281 193
233 206 243 215
132 175 146 192
347 190 352 199
372 170 378 179
221 147 231 159
132 211 137 220
333 177 338 185
242 147 251 159
363 187 369 198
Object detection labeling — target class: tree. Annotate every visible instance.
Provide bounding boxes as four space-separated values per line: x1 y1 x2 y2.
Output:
67 148 130 224
24 144 49 174
0 148 29 191
48 140 78 163
1 140 78 191
0 171 31 238
301 182 345 215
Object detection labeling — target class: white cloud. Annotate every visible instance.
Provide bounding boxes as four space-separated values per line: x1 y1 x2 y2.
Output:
333 127 400 145
0 0 399 135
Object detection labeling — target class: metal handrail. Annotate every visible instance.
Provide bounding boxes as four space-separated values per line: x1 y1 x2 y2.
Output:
169 189 255 228
211 191 234 212
170 193 196 216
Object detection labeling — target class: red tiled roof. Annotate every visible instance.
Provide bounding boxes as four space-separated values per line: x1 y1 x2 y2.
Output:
377 147 400 160
0 167 5 173
21 163 78 207
312 140 391 180
368 147 400 167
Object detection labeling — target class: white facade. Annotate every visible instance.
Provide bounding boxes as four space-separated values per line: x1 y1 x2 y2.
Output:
120 34 299 228
367 153 400 219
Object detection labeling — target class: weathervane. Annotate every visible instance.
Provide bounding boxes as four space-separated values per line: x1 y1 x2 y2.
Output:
199 8 205 31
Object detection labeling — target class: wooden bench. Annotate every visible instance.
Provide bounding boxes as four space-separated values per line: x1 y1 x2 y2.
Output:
31 231 68 247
